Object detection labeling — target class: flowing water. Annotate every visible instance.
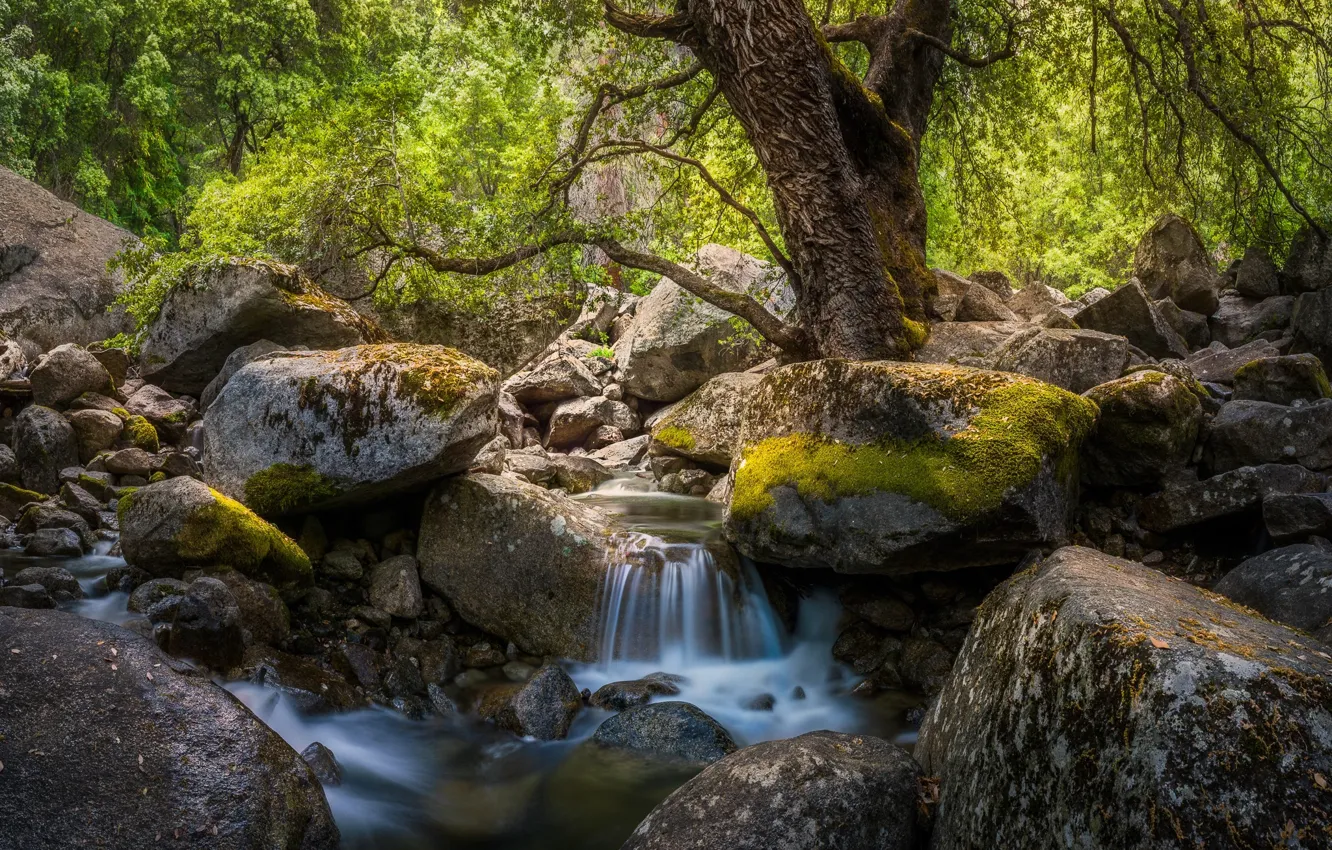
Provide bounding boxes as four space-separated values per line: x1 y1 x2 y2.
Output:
3 474 916 848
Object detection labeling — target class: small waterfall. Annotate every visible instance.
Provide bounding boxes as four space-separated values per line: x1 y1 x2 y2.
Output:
596 533 785 667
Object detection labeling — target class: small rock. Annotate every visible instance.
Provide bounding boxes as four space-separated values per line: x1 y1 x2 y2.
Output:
590 701 736 764
300 742 344 787
494 663 582 740
0 584 56 609
368 555 425 619
22 527 83 558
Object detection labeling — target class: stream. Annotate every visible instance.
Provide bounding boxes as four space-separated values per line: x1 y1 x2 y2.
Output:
1 475 917 849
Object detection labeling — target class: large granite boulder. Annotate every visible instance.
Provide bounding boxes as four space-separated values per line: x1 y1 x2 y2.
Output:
502 351 602 405
1153 297 1211 350
932 270 1018 322
1283 224 1332 293
614 245 789 402
1291 287 1332 371
546 395 639 448
204 343 498 515
1208 294 1294 348
418 474 635 660
118 477 313 590
915 320 1031 368
1072 280 1189 359
1008 283 1071 322
140 259 385 394
1138 463 1325 533
1232 353 1331 404
988 327 1131 393
1132 213 1222 314
0 607 339 849
724 360 1098 573
1204 398 1332 473
0 166 135 354
1214 544 1332 633
650 372 762 468
1235 246 1280 299
29 343 114 407
916 546 1332 850
1080 370 1202 488
13 405 78 494
622 731 921 850
1186 338 1282 383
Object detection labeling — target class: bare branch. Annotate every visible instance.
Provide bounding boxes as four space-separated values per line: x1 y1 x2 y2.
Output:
603 1 696 44
823 15 890 47
906 23 1017 68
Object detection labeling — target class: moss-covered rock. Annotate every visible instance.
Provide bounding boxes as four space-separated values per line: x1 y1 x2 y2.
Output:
1232 353 1332 405
118 476 312 589
1080 370 1202 488
649 372 762 468
204 343 499 515
917 546 1332 850
123 414 160 452
0 481 45 521
724 360 1097 573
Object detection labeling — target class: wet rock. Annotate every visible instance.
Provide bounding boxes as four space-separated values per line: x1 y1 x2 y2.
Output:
383 656 427 698
615 245 787 402
503 353 602 404
300 742 343 787
1204 398 1332 473
118 477 313 589
989 327 1131 393
1132 213 1222 314
427 682 459 715
0 583 56 608
16 504 93 548
128 577 190 613
621 731 921 850
30 343 114 407
1214 544 1332 633
140 258 382 394
589 673 684 711
213 570 291 646
66 408 123 462
199 339 287 409
933 270 1018 321
649 372 762 468
21 526 83 558
1081 370 1202 488
591 701 737 765
13 405 78 494
1071 280 1189 359
915 320 1031 368
546 395 640 448
1186 338 1282 383
415 638 463 685
916 546 1332 850
12 565 82 599
1263 492 1332 542
147 577 246 669
1235 247 1281 299
725 360 1098 574
492 663 582 740
1208 294 1294 348
245 645 364 712
204 343 499 515
368 554 425 619
1138 463 1325 533
462 640 507 669
0 607 339 848
1232 353 1331 405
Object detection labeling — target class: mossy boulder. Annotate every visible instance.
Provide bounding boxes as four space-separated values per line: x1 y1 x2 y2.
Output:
1080 370 1202 488
917 546 1332 850
124 413 160 452
989 327 1131 393
1232 353 1332 405
649 372 762 468
724 360 1098 574
203 343 499 515
139 258 385 394
118 476 312 589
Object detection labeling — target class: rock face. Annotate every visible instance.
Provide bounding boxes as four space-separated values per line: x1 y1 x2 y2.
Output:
118 477 313 590
1292 287 1332 371
614 245 788 402
0 166 135 354
1204 399 1332 473
932 270 1018 322
1209 294 1294 348
0 607 339 849
1232 353 1331 404
621 731 921 850
1072 280 1189 359
140 259 384 394
1138 463 1325 533
591 702 738 765
725 360 1098 573
650 372 762 468
418 474 628 660
1081 371 1201 487
29 343 114 407
204 344 498 514
988 327 1130 393
13 405 78 494
1132 213 1222 314
1214 544 1332 633
916 546 1332 850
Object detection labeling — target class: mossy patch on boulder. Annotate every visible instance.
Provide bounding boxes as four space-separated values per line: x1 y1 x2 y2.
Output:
648 372 762 468
1080 369 1201 488
243 463 343 517
123 414 159 452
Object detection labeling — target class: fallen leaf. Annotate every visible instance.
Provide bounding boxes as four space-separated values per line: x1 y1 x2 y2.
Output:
0 759 5 772
110 647 118 657
110 663 118 671
1150 637 1170 649
9 648 19 655
1316 772 1328 789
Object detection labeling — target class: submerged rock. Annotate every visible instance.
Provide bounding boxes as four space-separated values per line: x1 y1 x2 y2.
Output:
204 343 499 515
649 372 762 468
916 546 1332 850
622 731 921 850
724 360 1098 573
589 673 684 711
0 607 339 848
591 701 737 765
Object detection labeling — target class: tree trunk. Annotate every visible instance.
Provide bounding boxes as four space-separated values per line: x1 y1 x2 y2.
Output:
670 0 949 360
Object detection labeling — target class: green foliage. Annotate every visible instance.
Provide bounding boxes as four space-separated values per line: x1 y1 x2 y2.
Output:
588 345 615 359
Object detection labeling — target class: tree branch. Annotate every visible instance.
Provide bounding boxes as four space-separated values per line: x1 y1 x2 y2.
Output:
905 23 1016 68
603 1 697 44
823 15 890 47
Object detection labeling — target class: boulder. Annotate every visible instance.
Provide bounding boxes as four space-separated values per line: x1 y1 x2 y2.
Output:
1204 399 1332 473
492 663 582 741
245 646 365 713
589 434 651 469
118 477 313 589
1132 213 1222 314
502 353 602 405
418 474 632 659
0 166 134 354
67 409 124 462
1235 246 1280 299
1186 338 1281 383
932 270 1018 322
1282 224 1332 292
368 555 425 619
0 607 339 848
1138 463 1325 533
213 571 291 647
1153 297 1211 350
988 327 1131 393
0 584 55 608
0 482 43 521
614 245 788 402
17 504 93 547
1232 353 1331 404
969 270 1013 300
546 396 639 448
590 702 737 765
139 258 384 394
0 444 17 483
104 446 157 477
1071 280 1189 359
1292 287 1332 371
29 344 113 407
199 339 289 410
547 454 613 494
589 673 683 711
13 405 78 494
649 372 762 468
1263 492 1332 542
1208 294 1294 348
1080 371 1202 488
1214 544 1332 633
621 731 921 850
1008 283 1071 322
915 320 1031 368
147 576 246 670
204 344 499 514
567 283 633 342
916 546 1332 850
22 527 82 557
724 361 1098 573
124 384 195 443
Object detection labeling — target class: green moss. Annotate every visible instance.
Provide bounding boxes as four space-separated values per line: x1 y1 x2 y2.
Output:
902 317 929 351
124 415 159 452
655 425 696 453
110 407 130 420
176 488 312 588
731 375 1098 523
148 471 166 483
244 463 342 516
